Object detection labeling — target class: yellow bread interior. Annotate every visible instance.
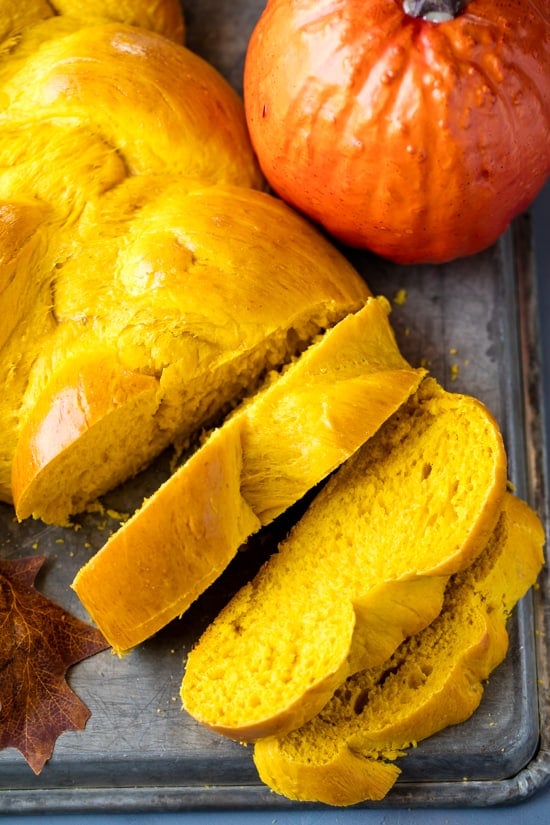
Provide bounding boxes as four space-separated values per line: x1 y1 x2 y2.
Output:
181 378 508 740
253 493 545 805
72 296 424 653
11 351 162 525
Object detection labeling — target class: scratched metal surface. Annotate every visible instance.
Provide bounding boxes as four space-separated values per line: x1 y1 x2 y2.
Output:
0 0 548 813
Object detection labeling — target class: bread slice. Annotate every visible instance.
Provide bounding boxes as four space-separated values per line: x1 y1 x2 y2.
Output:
253 492 544 805
181 378 508 740
71 296 425 653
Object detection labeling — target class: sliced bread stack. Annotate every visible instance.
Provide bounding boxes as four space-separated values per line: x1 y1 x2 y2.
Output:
72 296 425 653
253 492 544 804
181 377 508 739
180 376 544 805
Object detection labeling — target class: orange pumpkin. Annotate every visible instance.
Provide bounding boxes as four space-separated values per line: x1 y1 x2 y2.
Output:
244 0 550 264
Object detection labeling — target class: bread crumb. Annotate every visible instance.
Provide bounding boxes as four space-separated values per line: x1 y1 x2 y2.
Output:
450 364 459 381
393 288 407 306
85 500 107 516
106 508 129 522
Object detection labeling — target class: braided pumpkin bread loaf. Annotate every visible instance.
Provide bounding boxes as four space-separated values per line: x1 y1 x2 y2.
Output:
0 1 371 522
181 378 508 740
253 492 544 805
72 296 425 653
10 185 370 525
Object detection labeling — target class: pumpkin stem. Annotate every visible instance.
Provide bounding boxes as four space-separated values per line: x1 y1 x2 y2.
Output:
403 0 466 21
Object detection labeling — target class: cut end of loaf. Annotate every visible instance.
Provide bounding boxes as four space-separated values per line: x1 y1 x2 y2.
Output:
11 289 368 526
12 354 162 525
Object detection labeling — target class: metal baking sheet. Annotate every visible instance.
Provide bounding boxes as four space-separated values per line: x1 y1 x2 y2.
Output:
1 0 549 813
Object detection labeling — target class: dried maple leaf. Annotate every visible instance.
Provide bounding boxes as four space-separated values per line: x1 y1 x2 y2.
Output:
0 554 109 774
